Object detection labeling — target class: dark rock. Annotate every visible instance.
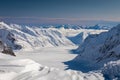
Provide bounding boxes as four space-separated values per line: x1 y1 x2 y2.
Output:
2 46 16 56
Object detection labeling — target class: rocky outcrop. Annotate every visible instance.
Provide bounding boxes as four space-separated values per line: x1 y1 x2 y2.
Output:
0 40 15 56
2 46 16 56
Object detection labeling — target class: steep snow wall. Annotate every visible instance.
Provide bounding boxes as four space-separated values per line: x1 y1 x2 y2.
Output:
73 24 120 79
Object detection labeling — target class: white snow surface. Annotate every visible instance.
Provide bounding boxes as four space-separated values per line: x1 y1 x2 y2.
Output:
75 24 120 63
0 22 106 51
0 51 104 80
0 22 108 80
74 24 120 79
0 22 74 50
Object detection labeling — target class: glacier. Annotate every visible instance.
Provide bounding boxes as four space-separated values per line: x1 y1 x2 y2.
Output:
1 21 119 80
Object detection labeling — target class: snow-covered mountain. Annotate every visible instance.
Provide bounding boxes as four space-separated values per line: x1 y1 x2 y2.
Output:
0 22 107 51
73 24 120 79
85 24 112 30
55 24 83 29
0 27 22 50
34 24 83 30
37 24 112 30
0 22 76 51
0 21 118 80
67 32 89 45
59 27 107 45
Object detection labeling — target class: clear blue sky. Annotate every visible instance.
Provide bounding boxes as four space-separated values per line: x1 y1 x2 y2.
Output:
0 0 120 25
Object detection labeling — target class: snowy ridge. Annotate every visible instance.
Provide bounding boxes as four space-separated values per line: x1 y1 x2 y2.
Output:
74 24 120 79
10 24 75 49
0 22 115 80
35 24 112 30
0 28 22 50
0 22 107 51
85 24 112 30
0 22 75 51
59 27 107 45
0 53 104 80
75 24 120 62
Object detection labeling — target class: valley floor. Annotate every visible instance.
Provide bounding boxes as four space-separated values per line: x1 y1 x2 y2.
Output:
0 46 104 80
15 46 78 70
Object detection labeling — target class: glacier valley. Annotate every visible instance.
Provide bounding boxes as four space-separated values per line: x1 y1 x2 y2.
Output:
0 22 119 80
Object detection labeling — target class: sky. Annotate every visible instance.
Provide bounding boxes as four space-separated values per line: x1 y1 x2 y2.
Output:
0 0 120 25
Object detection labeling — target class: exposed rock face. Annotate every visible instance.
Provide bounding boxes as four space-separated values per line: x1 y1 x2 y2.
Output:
0 40 4 51
0 40 15 56
2 46 16 56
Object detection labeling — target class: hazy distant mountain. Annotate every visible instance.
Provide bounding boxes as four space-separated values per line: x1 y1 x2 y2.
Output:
39 24 113 30
85 24 113 30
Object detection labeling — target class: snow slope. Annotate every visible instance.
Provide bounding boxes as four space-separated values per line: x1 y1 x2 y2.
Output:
0 53 104 80
0 22 110 80
0 28 22 50
74 24 120 79
58 27 107 45
0 22 75 51
0 22 107 51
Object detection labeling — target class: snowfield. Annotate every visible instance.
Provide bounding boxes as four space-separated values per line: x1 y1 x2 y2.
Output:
2 22 120 80
0 51 104 80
